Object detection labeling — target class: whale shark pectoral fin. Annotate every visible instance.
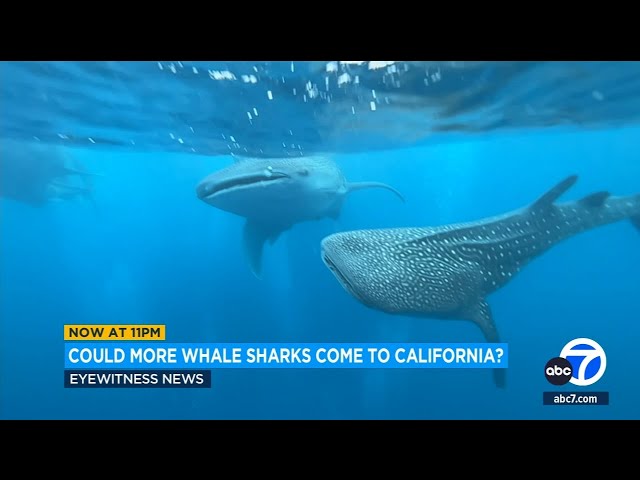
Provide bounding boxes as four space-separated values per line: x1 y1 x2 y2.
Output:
530 175 578 213
328 204 342 220
242 220 284 278
464 299 506 389
51 181 93 193
631 215 640 233
346 182 406 203
466 299 499 342
491 361 507 389
49 181 97 206
63 166 104 177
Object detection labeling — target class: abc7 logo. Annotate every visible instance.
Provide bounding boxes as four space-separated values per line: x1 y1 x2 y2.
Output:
545 357 573 386
545 338 607 386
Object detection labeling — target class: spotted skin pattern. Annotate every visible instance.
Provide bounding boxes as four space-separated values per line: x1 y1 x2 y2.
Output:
321 175 640 388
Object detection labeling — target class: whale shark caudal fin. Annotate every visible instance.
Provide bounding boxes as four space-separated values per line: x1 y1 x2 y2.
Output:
464 299 506 389
242 219 284 278
346 182 406 202
530 174 578 213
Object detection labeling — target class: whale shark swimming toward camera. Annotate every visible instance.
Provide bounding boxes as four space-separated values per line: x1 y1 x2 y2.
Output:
320 175 640 388
196 155 405 277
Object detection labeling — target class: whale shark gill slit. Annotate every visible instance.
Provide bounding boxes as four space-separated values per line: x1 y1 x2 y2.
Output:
323 254 361 301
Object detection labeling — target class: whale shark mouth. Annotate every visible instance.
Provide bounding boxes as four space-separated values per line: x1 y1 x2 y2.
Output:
322 253 362 301
201 172 290 199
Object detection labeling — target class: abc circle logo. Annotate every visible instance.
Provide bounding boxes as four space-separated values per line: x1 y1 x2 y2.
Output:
545 338 607 387
545 357 573 386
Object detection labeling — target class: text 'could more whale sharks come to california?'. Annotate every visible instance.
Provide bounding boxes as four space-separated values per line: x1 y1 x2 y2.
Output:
320 175 640 388
196 155 405 277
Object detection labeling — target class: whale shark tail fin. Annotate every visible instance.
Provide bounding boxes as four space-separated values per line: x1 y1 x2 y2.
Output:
530 174 578 213
346 181 406 203
465 299 506 389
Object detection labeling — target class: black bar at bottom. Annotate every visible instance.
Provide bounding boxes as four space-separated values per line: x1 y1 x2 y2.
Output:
64 369 212 388
543 391 609 406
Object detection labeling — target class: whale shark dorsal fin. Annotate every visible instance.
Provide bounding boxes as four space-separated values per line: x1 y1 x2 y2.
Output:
530 175 578 212
464 299 506 389
346 181 406 202
579 191 610 207
242 219 284 278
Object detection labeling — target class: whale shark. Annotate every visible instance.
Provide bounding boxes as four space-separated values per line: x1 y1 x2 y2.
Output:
1 139 98 206
320 175 640 388
196 155 405 277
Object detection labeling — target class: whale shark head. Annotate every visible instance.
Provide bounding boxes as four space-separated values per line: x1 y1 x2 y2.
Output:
196 156 347 220
321 229 395 310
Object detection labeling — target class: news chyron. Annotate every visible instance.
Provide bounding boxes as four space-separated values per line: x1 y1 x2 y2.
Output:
64 325 211 388
63 324 509 388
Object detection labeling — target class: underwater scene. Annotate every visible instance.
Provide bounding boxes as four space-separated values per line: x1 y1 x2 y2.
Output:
1 61 639 420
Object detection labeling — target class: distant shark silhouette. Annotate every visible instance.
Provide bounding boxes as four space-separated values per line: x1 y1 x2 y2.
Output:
321 175 640 388
0 139 99 206
196 155 405 277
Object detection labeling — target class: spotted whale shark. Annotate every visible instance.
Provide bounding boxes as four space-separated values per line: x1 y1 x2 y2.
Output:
321 175 640 388
196 155 404 277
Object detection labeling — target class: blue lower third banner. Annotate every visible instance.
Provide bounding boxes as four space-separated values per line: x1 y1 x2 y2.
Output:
64 342 508 369
64 370 212 388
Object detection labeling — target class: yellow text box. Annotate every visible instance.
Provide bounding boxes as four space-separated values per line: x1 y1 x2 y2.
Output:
64 325 166 341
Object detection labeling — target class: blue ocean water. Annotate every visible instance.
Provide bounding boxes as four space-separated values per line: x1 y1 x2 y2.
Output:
1 61 639 419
